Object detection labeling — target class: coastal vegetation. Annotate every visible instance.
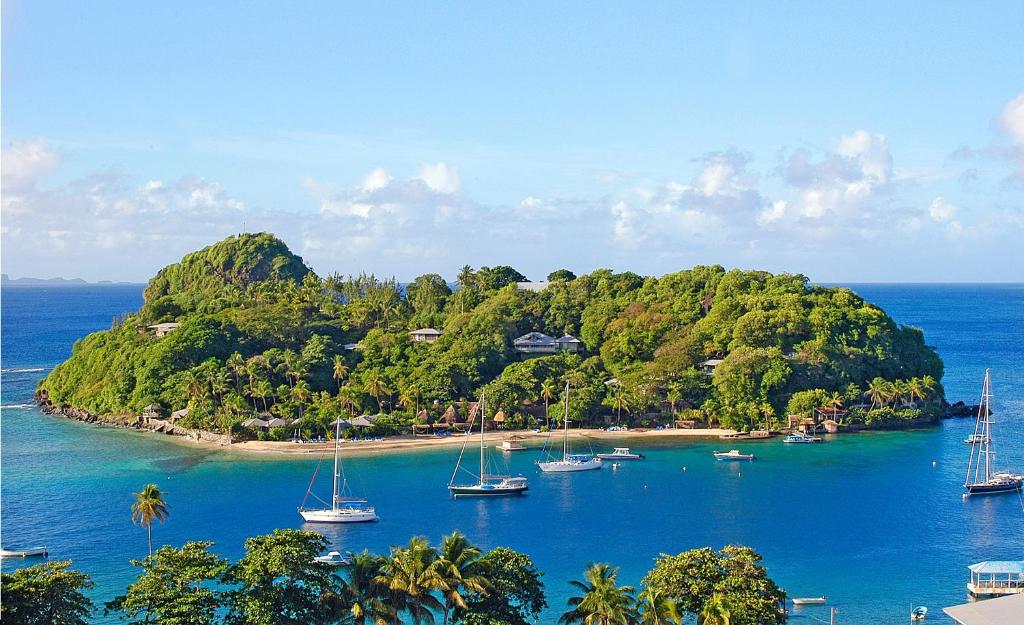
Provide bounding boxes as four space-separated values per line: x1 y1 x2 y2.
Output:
38 233 945 439
2 530 785 625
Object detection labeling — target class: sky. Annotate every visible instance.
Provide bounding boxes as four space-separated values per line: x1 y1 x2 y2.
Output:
2 1 1023 283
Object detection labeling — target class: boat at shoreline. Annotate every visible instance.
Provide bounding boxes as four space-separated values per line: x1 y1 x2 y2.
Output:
0 546 48 558
496 437 527 452
299 419 378 523
449 392 530 497
597 447 644 460
313 551 348 565
792 597 826 605
713 449 755 461
963 370 1023 496
784 432 821 443
537 382 601 472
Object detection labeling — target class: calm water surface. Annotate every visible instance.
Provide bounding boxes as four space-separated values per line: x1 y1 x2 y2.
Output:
2 284 1023 624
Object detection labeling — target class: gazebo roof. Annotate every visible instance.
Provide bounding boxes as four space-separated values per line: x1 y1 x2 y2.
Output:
968 561 1024 574
493 410 506 422
440 405 457 424
242 418 269 428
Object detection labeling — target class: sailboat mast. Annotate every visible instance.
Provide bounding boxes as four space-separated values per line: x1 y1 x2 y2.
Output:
983 371 992 481
480 393 486 480
332 418 341 510
563 382 570 461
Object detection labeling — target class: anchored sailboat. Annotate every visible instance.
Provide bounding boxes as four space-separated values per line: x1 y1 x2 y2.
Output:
964 370 1022 496
299 418 378 522
537 382 601 472
448 392 529 497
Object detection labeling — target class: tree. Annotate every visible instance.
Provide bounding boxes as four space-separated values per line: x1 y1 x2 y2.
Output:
332 355 350 393
435 532 490 625
666 386 682 425
609 391 631 426
226 529 335 625
366 377 392 414
866 377 890 411
131 483 170 557
698 594 731 625
636 588 682 625
540 379 557 427
377 536 444 625
334 550 396 625
105 541 227 625
548 269 577 282
456 547 546 625
559 563 637 625
0 560 94 625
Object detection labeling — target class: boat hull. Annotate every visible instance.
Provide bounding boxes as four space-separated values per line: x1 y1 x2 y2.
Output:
537 460 602 472
0 547 48 558
299 508 378 523
597 454 643 460
965 479 1023 495
448 484 529 497
713 454 755 461
792 597 826 606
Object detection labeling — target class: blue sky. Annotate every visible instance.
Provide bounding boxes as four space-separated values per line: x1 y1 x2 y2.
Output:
3 1 1023 282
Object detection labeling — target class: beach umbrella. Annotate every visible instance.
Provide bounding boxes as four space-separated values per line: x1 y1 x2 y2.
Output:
493 410 506 423
441 405 457 424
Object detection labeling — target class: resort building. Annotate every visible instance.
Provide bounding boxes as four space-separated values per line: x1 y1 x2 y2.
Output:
966 561 1024 597
513 331 585 354
943 593 1024 625
409 328 443 343
698 358 724 375
515 281 550 292
148 322 181 337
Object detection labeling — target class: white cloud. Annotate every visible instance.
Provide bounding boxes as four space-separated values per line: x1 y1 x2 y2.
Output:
360 168 392 192
1 138 62 193
998 92 1024 178
928 197 956 222
415 161 460 193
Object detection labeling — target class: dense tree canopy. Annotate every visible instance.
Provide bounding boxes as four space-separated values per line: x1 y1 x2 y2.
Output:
39 233 945 438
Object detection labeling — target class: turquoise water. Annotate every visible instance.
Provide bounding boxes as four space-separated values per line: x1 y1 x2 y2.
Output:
2 284 1023 624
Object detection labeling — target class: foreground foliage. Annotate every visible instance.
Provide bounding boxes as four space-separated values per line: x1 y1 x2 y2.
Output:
0 561 94 625
40 232 944 436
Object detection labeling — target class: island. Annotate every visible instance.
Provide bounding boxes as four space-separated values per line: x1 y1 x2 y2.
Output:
36 232 947 449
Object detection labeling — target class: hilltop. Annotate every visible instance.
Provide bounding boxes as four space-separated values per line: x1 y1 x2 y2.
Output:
37 233 946 440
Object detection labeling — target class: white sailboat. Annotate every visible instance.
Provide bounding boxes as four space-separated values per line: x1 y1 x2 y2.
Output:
537 382 601 472
299 418 378 522
963 369 1023 496
449 392 529 497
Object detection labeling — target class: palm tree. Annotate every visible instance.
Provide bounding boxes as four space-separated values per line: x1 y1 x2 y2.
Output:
540 379 556 428
635 587 681 625
889 380 907 408
698 593 731 625
398 391 415 415
559 563 637 625
434 531 489 625
905 377 926 406
666 386 682 428
332 355 350 393
866 377 889 411
131 483 170 557
336 550 396 625
921 375 938 398
252 380 273 412
610 392 630 426
291 380 312 417
367 377 391 414
377 537 443 625
824 391 843 418
339 382 359 418
227 352 246 393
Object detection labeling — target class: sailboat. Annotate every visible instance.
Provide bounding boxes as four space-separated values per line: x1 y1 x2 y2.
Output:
963 369 1023 496
448 392 529 497
299 418 378 522
537 382 602 472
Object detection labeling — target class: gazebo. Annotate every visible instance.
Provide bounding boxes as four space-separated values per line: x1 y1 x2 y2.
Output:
241 417 269 430
141 404 163 419
492 410 506 429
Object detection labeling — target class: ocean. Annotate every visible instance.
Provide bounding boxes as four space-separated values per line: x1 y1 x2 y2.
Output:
2 284 1023 624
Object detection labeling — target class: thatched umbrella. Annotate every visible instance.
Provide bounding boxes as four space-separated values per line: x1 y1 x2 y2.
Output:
440 405 457 424
493 410 506 423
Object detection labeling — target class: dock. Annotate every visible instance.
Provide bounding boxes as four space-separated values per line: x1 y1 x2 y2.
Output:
967 561 1024 597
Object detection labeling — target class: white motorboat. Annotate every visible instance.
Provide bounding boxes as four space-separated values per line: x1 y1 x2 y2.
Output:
791 597 826 606
713 449 755 461
537 382 601 473
783 433 821 443
313 551 348 565
449 392 529 497
299 419 378 523
597 447 645 460
964 433 987 445
0 546 48 558
496 438 526 452
911 606 928 621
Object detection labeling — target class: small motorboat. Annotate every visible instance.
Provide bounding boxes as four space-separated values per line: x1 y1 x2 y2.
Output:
713 450 755 461
792 597 826 606
496 439 526 452
783 433 821 443
964 434 988 445
911 606 928 621
597 447 645 460
313 551 348 565
0 546 48 559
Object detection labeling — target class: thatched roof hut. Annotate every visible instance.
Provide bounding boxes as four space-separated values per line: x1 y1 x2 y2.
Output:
493 410 506 423
440 405 457 424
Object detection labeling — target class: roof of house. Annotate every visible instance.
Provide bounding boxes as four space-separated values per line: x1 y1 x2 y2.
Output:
968 561 1024 575
943 593 1024 625
170 408 189 420
147 322 181 330
555 334 582 344
409 328 442 336
514 331 555 345
699 358 725 367
349 415 376 428
267 418 292 428
515 281 550 292
142 404 162 412
242 418 269 428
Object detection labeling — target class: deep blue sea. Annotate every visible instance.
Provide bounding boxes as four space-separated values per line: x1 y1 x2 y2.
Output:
2 284 1023 624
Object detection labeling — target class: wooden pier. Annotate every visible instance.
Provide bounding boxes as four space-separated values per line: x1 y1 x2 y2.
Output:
966 561 1024 597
